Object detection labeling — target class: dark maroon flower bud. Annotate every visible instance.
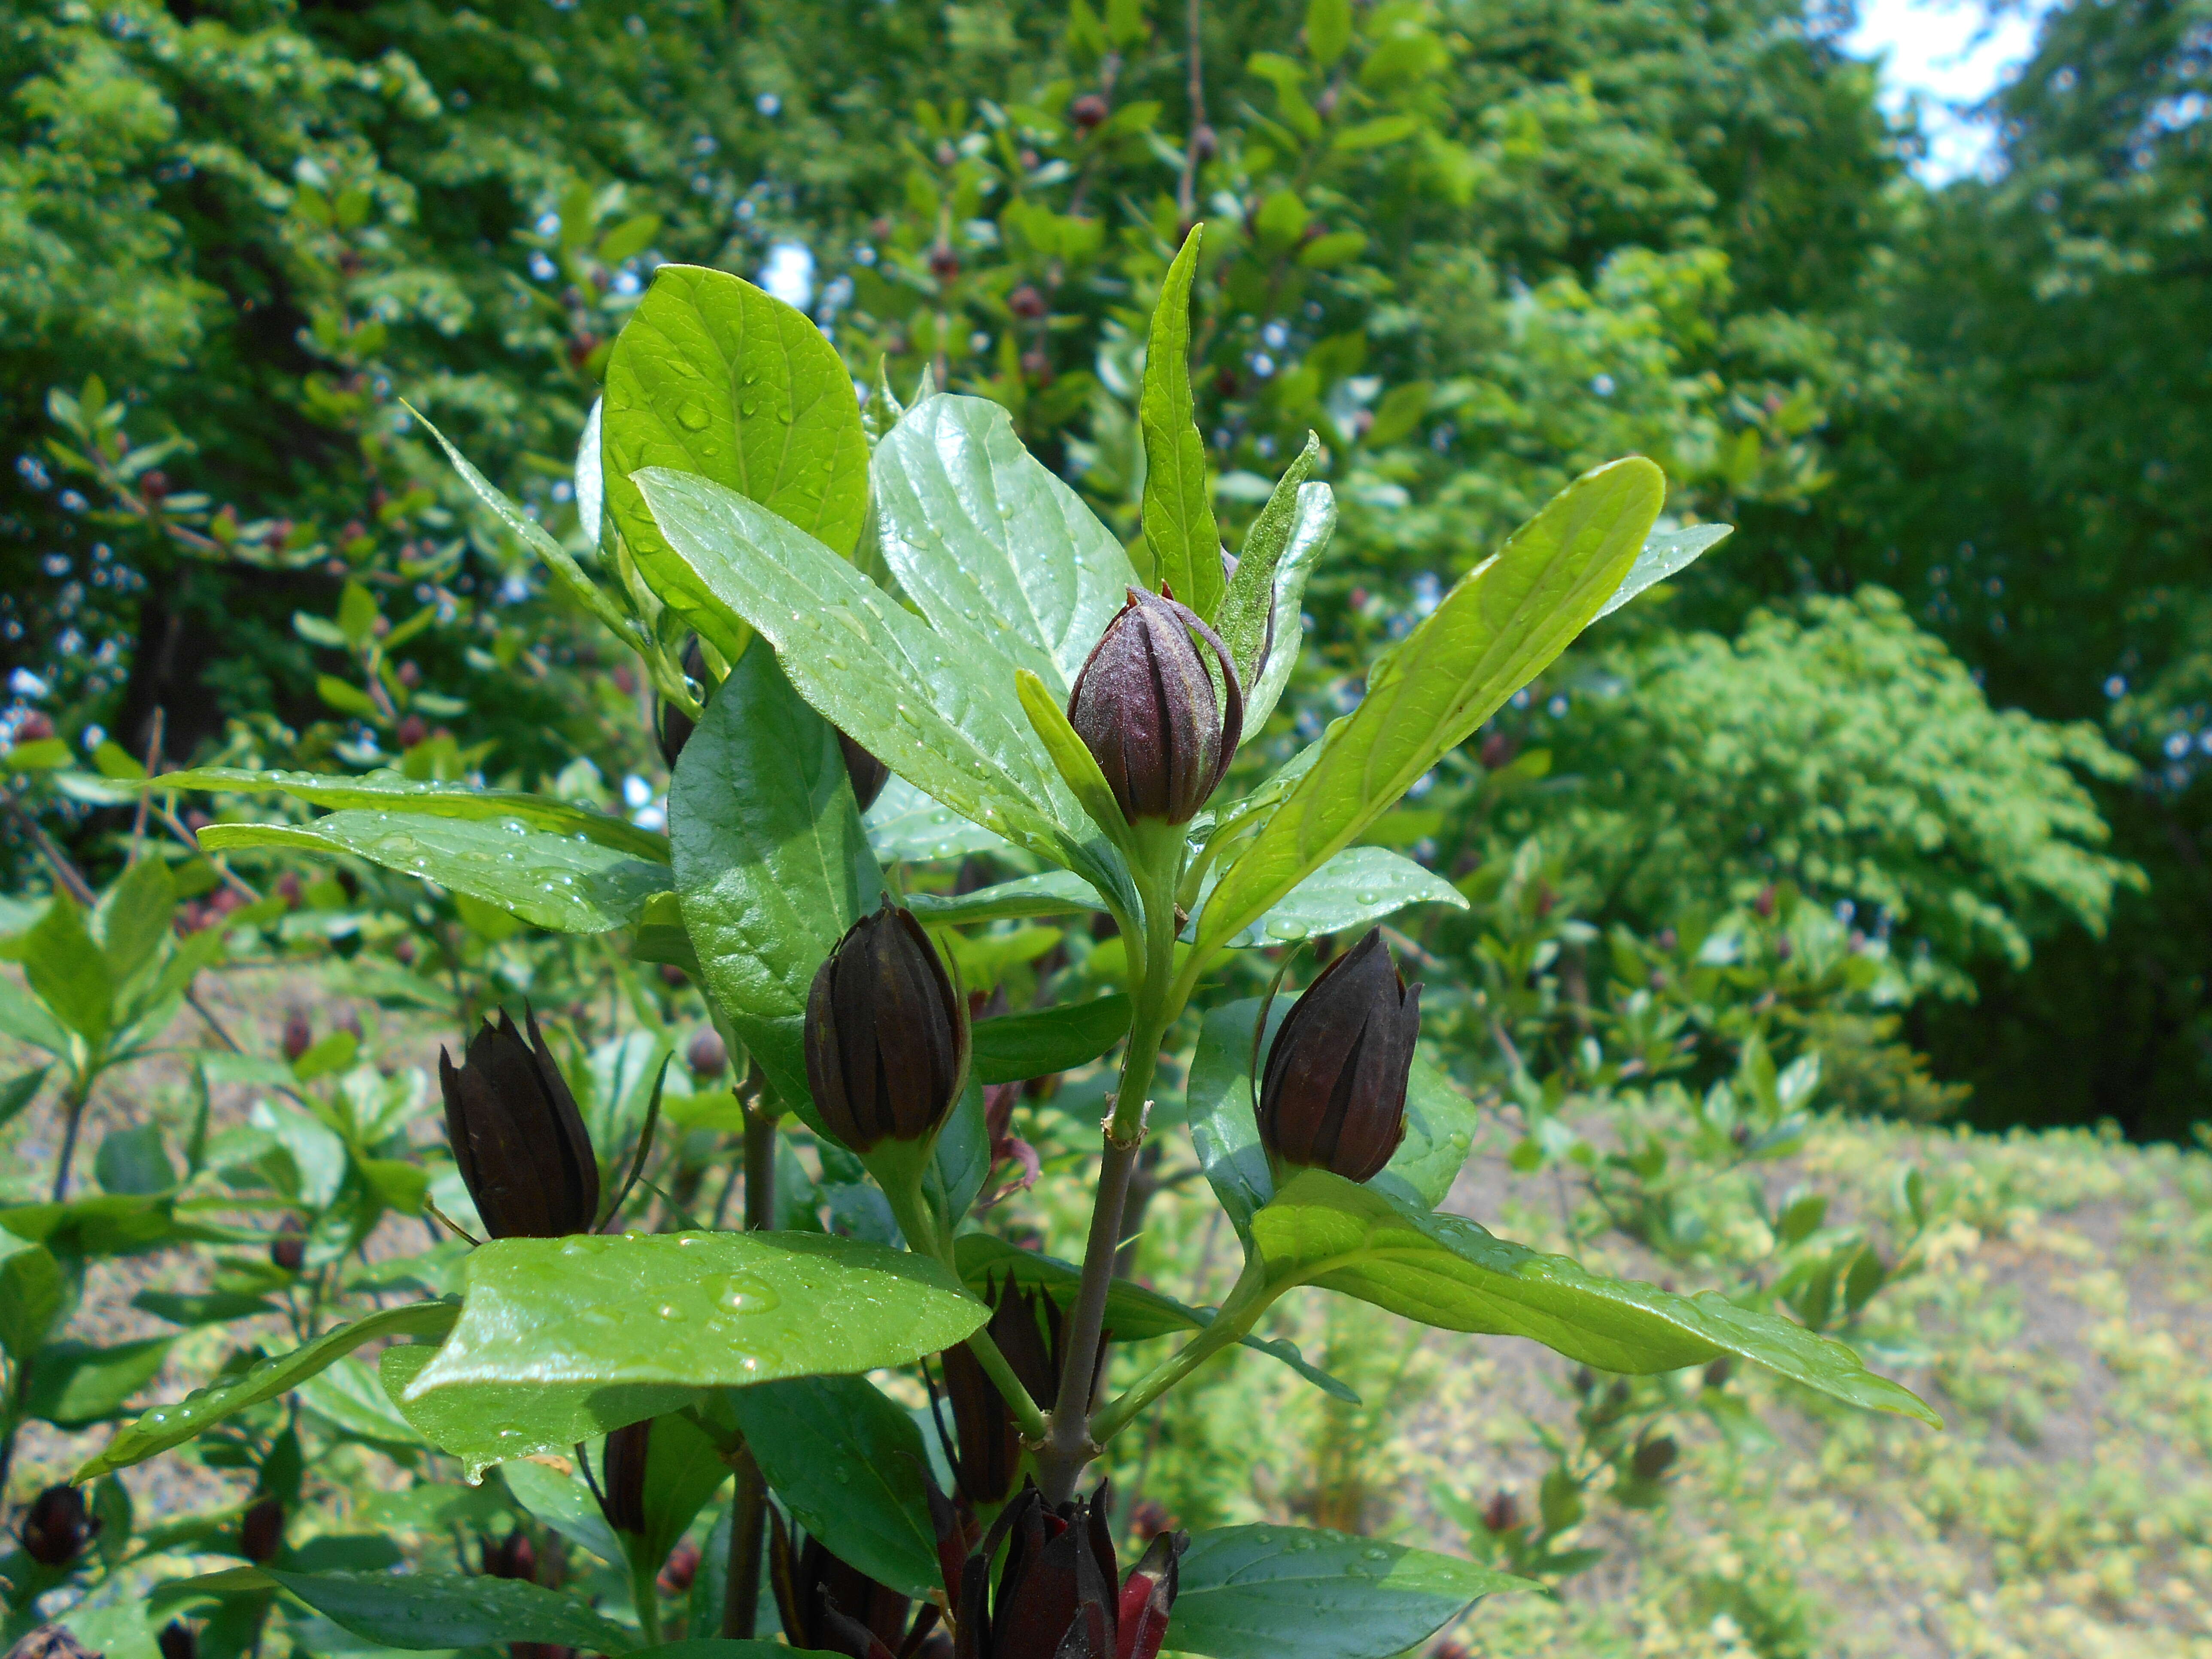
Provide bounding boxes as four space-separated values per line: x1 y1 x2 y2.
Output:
929 245 961 281
438 1009 600 1239
805 902 968 1152
1478 729 1515 770
281 1009 313 1063
1702 1356 1733 1390
659 962 688 988
1009 285 1048 320
1020 350 1052 384
658 638 708 766
1631 1435 1677 1480
839 729 890 812
276 871 303 908
270 1215 306 1273
157 1620 196 1659
1126 1499 1171 1543
657 1537 701 1595
1257 928 1420 1184
14 713 54 744
772 1510 915 1656
19 1485 97 1566
395 713 428 750
1481 1491 1519 1534
595 1420 651 1535
686 1028 728 1079
1754 884 1776 919
1067 588 1242 825
940 1278 1063 1504
483 1528 538 1581
396 659 422 689
240 1495 285 1563
1189 123 1217 161
1070 93 1109 131
951 1481 1185 1659
11 1631 95 1659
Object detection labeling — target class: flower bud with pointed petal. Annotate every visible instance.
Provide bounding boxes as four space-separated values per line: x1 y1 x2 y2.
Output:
157 1622 196 1659
240 1496 285 1564
596 1419 650 1536
19 1484 96 1567
838 729 890 812
1258 928 1421 1184
940 1277 1063 1504
951 1482 1182 1659
771 1510 914 1657
438 1009 599 1239
805 902 968 1151
1067 588 1243 825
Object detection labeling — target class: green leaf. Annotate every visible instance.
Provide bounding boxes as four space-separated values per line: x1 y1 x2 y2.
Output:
74 1300 459 1480
94 1123 176 1196
411 408 636 642
1140 225 1225 620
498 1440 628 1564
296 1355 428 1446
1185 999 1478 1237
1252 1170 1942 1424
1305 0 1352 65
1200 845 1467 948
196 812 670 935
132 1289 278 1327
0 1244 67 1363
632 468 1130 913
26 1336 176 1427
94 857 175 985
639 1409 734 1568
871 395 1140 694
380 1343 695 1477
316 675 380 718
0 1066 51 1127
604 264 872 662
865 777 1011 863
0 984 66 1052
1195 458 1665 960
906 870 1103 927
729 1375 942 1597
1216 434 1322 707
158 768 669 862
1 1193 177 1258
670 645 879 1131
400 1231 987 1405
1167 1525 1530 1659
23 894 112 1045
1591 522 1734 620
1017 668 1131 848
264 1568 636 1652
970 994 1131 1085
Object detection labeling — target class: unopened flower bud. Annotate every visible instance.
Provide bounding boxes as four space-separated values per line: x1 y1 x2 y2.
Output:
941 1278 1064 1503
438 1009 600 1239
1071 92 1109 130
19 1484 97 1566
686 1028 728 1079
1480 1491 1519 1534
838 729 890 812
596 1420 650 1536
657 1537 701 1595
772 1511 913 1655
483 1528 538 1582
270 1215 306 1273
805 902 967 1152
1257 929 1420 1183
953 1482 1185 1659
1067 588 1242 825
1631 1435 1677 1480
281 1010 313 1063
157 1621 196 1659
240 1496 285 1564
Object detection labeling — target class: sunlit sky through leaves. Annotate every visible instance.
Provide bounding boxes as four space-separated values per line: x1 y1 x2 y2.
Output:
1844 0 2055 181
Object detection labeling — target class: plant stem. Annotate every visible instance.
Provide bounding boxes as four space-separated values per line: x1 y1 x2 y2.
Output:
1091 1258 1270 1443
629 1553 664 1645
966 1327 1051 1440
50 1074 92 1203
721 1440 768 1638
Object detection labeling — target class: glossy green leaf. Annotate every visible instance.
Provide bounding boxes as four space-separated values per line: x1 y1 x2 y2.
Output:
159 768 668 861
401 1231 986 1404
499 1442 627 1565
266 1568 636 1652
604 265 871 661
23 894 111 1045
1217 433 1320 696
197 812 670 934
865 777 1011 863
1196 458 1665 960
75 1300 458 1479
1185 999 1478 1238
0 1243 67 1364
1167 1525 1530 1659
132 1289 277 1327
670 646 879 1127
1017 667 1130 846
633 467 1133 914
1253 1170 1941 1424
971 994 1131 1085
637 1407 735 1568
94 856 175 985
1 1193 176 1257
381 1343 696 1477
413 408 637 643
1592 523 1733 620
296 1355 427 1446
0 984 65 1052
0 1066 48 1130
729 1375 942 1597
907 870 1103 926
1241 481 1335 740
27 1336 176 1427
94 1122 175 1196
871 394 1139 693
1140 225 1224 620
1200 845 1467 948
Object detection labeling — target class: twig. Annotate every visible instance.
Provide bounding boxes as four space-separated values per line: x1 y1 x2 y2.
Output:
723 1083 778 1637
130 707 165 861
11 803 95 906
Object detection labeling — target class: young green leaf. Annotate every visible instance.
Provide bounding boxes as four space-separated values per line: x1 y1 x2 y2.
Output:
1253 1170 1941 1425
196 813 671 935
93 857 175 986
264 1568 636 1652
1215 433 1321 700
872 394 1140 693
603 265 872 662
1167 1525 1529 1659
23 895 112 1046
75 1300 459 1479
728 1375 943 1597
1192 845 1468 948
380 1344 696 1478
159 768 668 862
1140 225 1226 620
0 1244 67 1364
865 776 1013 863
905 870 1104 927
969 994 1132 1084
669 645 879 1128
1194 457 1665 963
1016 667 1133 850
1592 522 1734 620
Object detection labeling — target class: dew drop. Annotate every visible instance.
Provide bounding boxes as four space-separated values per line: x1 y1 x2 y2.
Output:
674 401 712 432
